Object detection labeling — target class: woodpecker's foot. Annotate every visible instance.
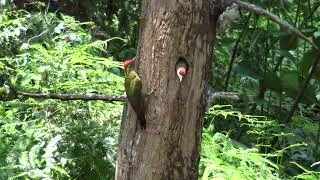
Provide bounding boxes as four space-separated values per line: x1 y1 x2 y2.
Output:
146 82 159 96
146 89 154 96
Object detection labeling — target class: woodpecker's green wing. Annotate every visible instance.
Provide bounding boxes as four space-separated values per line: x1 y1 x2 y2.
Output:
124 70 146 129
125 70 142 106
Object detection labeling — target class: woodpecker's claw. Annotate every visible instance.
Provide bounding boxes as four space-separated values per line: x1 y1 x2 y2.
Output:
147 89 154 96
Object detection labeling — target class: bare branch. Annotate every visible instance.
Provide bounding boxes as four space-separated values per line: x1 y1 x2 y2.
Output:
211 92 241 101
0 90 241 103
16 92 126 102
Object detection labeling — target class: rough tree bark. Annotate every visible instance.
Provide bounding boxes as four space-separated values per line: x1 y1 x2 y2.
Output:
116 0 218 179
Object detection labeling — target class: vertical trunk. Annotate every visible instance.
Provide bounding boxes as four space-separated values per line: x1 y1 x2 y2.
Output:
116 0 218 179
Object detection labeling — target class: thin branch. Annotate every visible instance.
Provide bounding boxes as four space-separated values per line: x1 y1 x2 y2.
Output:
27 29 49 44
224 26 244 91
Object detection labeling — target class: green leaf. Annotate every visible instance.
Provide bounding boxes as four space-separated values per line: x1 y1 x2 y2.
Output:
276 50 295 62
301 3 311 18
49 164 70 177
299 50 320 80
279 33 298 50
235 61 262 80
263 71 281 92
279 70 317 103
8 172 29 180
280 70 299 92
314 36 320 47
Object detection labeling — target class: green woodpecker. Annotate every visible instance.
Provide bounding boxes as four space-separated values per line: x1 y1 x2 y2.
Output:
123 58 146 129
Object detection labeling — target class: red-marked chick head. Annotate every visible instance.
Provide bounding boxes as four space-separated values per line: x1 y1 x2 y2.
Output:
175 57 188 82
177 67 187 82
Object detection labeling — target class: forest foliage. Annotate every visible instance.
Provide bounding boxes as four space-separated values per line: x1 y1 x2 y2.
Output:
0 0 320 179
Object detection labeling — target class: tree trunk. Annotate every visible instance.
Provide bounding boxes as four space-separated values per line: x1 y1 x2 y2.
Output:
116 0 218 179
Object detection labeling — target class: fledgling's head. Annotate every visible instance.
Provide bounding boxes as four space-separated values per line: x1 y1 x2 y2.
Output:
175 57 189 82
177 67 187 82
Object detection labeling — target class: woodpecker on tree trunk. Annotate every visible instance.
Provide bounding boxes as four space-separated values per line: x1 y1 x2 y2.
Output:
123 57 146 129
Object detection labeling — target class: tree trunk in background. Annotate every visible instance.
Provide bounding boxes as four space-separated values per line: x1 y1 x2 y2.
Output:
116 0 218 179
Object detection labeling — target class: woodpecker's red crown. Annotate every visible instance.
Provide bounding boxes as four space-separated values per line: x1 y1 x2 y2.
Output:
124 59 133 72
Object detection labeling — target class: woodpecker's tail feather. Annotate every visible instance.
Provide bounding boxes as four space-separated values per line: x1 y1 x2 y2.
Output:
137 110 146 129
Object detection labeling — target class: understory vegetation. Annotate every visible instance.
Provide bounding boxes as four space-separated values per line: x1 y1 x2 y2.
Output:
1 0 320 179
